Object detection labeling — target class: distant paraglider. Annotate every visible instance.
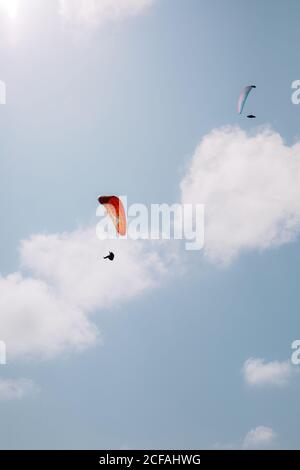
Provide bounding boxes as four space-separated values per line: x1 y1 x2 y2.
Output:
104 252 115 261
98 196 127 236
98 196 126 263
238 85 256 116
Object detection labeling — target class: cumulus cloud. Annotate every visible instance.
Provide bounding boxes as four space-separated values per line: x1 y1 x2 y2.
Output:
243 357 294 387
20 229 166 312
58 0 155 27
214 426 278 450
0 228 170 360
242 426 277 449
0 378 38 400
181 127 300 265
0 272 97 359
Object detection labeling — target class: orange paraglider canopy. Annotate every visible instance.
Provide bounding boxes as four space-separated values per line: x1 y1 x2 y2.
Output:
98 196 126 236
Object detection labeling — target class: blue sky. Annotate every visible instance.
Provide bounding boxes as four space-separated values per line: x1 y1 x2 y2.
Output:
0 0 300 450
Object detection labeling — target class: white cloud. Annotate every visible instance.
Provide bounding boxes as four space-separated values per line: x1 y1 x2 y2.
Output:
214 426 278 450
0 378 38 400
243 357 294 387
0 228 170 360
242 426 277 449
58 0 155 27
20 229 166 312
0 272 98 359
181 127 300 265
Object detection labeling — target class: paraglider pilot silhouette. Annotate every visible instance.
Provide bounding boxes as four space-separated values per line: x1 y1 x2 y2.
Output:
103 252 115 261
